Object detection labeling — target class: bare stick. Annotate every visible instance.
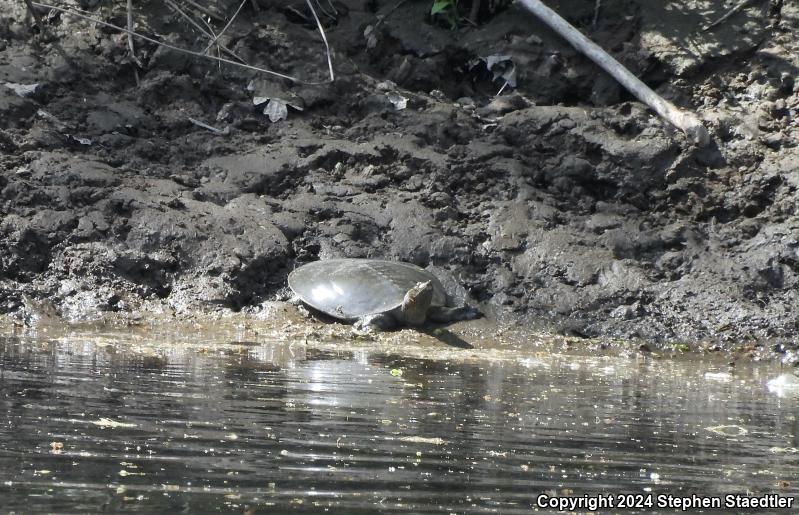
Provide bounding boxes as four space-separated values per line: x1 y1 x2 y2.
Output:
197 12 222 70
305 0 335 82
165 0 213 38
518 0 709 146
181 0 224 22
166 0 244 63
188 117 229 135
126 0 141 86
202 0 247 55
31 2 332 84
374 0 408 30
126 0 136 63
702 0 756 31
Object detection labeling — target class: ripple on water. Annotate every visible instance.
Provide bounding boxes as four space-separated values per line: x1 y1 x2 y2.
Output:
0 335 797 513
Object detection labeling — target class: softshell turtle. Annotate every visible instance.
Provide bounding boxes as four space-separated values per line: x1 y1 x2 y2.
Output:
288 258 476 331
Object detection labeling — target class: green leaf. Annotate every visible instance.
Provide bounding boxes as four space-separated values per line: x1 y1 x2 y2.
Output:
430 0 453 15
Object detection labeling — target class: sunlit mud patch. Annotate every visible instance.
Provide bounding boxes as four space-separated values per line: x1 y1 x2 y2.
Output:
0 324 797 513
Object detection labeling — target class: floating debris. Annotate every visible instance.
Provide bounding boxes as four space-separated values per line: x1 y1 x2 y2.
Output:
706 425 748 437
704 371 733 382
397 436 445 445
90 417 137 428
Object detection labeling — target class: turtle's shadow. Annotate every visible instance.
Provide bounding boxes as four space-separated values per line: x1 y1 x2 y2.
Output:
299 306 474 349
421 328 474 349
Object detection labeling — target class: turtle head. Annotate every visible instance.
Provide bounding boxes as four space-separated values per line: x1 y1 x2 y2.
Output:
400 280 434 326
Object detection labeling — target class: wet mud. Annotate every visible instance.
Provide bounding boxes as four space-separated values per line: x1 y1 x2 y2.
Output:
1 0 798 349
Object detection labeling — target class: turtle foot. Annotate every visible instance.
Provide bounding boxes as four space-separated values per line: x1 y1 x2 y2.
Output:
354 314 397 333
428 305 481 324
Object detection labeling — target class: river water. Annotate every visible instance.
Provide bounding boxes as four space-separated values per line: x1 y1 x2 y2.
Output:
1 327 798 513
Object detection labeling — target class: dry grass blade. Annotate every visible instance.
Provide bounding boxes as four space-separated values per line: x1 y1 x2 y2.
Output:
31 2 332 84
312 0 337 21
164 0 212 38
164 0 247 64
305 0 335 82
202 0 248 55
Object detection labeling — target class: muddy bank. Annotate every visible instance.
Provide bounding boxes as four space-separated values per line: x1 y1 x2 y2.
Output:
0 0 798 350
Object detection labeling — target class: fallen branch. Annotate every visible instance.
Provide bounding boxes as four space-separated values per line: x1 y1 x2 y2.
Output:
518 0 710 146
31 2 334 84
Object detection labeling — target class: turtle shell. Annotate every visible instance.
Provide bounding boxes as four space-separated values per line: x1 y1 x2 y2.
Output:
288 259 447 320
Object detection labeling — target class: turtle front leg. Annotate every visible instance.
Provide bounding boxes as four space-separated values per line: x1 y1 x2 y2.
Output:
354 313 397 332
427 305 481 324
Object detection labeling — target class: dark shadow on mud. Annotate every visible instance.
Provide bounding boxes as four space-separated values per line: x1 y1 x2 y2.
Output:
297 304 475 348
421 328 475 349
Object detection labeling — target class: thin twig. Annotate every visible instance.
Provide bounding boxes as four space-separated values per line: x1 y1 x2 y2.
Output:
592 0 601 30
31 2 332 84
374 0 409 30
188 117 229 135
181 0 224 22
126 0 136 62
126 0 141 86
202 0 248 55
702 0 756 31
324 0 338 15
197 13 222 70
22 0 75 67
518 0 709 146
312 0 336 21
164 0 247 64
164 0 211 39
305 0 335 82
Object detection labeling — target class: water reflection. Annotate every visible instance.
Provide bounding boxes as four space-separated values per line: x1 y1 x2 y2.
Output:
0 335 797 513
